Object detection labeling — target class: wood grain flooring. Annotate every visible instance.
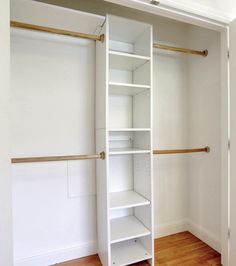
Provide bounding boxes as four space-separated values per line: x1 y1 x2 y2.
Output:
53 232 221 266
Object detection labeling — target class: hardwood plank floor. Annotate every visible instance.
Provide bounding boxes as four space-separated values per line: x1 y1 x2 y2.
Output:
53 232 221 266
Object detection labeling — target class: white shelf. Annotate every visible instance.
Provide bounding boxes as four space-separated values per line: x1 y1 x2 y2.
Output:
110 190 150 210
109 50 150 71
110 216 150 244
109 82 150 96
109 148 150 155
111 240 152 266
108 128 151 132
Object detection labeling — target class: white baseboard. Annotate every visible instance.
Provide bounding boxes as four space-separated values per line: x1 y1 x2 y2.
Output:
14 241 97 266
155 219 188 238
187 220 221 253
155 219 221 253
15 220 221 266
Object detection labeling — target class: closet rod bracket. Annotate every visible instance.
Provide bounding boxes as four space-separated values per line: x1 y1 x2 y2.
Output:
100 151 106 160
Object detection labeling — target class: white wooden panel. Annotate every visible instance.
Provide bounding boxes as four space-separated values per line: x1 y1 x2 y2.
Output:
133 91 150 128
109 148 150 155
134 154 151 200
109 51 150 71
110 216 150 244
110 209 133 220
96 20 110 266
109 95 132 128
96 129 109 266
230 18 236 266
110 190 150 210
109 82 150 96
109 155 133 193
134 27 151 57
109 40 133 54
133 61 151 85
111 240 151 266
96 25 108 130
109 128 151 132
109 69 133 84
108 14 151 45
134 205 152 231
109 131 150 150
133 132 151 150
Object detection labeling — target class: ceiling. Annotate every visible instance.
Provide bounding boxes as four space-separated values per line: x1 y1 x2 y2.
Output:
160 0 236 22
106 0 236 24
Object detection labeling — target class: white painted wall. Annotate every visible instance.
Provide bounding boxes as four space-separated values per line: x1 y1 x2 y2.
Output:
0 0 13 265
10 0 222 265
11 30 98 266
187 25 221 251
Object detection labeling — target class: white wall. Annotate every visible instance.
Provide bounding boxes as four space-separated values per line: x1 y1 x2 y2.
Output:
0 0 13 265
11 30 98 266
153 50 189 236
10 2 104 266
187 25 221 251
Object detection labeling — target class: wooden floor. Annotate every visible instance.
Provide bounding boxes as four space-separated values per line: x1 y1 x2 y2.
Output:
54 232 221 266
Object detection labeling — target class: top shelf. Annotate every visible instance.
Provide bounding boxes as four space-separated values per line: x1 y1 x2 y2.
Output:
109 51 150 71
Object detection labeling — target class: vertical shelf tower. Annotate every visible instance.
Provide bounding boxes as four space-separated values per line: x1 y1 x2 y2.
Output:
96 15 153 266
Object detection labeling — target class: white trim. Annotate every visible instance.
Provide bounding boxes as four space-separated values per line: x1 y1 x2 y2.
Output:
155 219 221 253
188 220 221 253
154 219 188 238
105 0 228 31
221 26 230 266
14 241 97 266
14 220 221 266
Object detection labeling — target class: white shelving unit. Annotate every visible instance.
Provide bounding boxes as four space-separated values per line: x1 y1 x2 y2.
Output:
111 241 152 266
109 82 150 96
109 148 151 155
110 191 150 210
110 215 151 244
96 14 153 266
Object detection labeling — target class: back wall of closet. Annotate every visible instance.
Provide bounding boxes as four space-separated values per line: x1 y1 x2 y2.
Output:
11 0 221 265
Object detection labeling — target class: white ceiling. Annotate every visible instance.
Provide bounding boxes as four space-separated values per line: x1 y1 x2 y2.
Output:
161 0 236 22
106 0 236 24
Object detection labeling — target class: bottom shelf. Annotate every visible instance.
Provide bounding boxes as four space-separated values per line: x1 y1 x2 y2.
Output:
111 240 152 266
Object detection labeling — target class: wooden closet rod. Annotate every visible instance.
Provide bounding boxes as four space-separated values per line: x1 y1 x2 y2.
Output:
11 21 207 56
11 147 210 163
153 43 208 57
10 21 105 42
11 151 106 164
153 146 210 155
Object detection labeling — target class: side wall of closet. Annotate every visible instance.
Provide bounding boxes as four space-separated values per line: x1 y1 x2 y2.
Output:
187 25 221 250
0 0 13 265
11 0 223 265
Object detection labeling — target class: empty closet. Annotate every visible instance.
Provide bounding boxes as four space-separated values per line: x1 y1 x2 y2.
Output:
10 1 228 266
